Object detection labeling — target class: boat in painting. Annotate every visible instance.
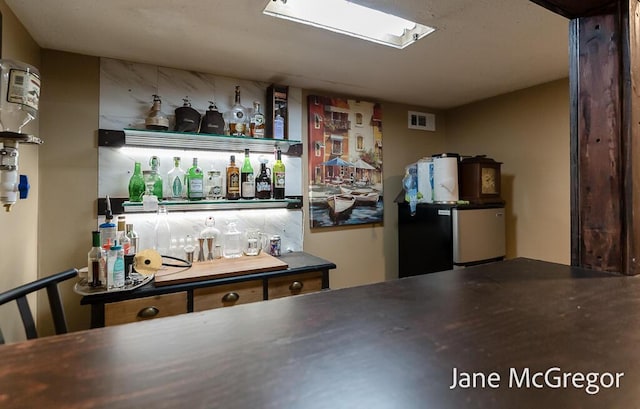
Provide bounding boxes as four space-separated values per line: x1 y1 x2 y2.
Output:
340 186 379 205
327 194 356 218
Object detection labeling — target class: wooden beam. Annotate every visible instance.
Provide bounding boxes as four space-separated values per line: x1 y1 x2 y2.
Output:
620 0 640 274
530 0 617 18
568 0 640 274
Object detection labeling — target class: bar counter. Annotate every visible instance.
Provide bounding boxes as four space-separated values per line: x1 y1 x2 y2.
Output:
1 258 639 408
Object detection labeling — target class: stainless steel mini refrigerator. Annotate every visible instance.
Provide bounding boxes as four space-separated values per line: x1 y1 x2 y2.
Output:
452 207 505 267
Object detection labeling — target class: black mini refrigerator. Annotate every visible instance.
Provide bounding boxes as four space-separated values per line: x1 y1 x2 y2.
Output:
397 201 505 278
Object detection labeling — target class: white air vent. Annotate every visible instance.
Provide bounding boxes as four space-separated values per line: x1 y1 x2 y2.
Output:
408 111 436 131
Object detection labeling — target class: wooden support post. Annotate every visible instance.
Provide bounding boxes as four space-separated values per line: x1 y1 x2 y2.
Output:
533 0 640 274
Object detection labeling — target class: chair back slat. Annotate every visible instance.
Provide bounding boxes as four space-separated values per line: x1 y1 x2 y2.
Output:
45 284 68 335
15 296 37 340
0 268 77 344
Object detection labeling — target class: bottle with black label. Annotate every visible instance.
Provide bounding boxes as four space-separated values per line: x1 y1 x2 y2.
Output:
255 160 272 199
241 149 255 199
226 155 240 200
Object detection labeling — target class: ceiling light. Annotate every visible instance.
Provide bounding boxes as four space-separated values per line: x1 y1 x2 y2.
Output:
263 0 436 49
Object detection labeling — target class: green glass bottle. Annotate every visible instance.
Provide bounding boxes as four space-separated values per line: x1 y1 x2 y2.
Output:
241 148 255 199
187 157 204 200
273 148 285 199
128 162 145 202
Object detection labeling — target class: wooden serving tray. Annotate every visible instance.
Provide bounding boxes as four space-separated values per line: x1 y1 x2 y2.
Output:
154 252 289 286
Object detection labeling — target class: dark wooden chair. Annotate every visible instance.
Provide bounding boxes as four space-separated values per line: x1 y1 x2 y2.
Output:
0 268 78 344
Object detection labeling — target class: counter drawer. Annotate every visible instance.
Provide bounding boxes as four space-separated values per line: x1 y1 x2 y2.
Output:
104 292 188 326
193 280 263 311
267 271 324 299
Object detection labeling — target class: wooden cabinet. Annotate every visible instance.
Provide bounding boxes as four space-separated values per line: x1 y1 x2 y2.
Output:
193 280 263 311
104 293 188 326
83 252 336 328
267 271 324 299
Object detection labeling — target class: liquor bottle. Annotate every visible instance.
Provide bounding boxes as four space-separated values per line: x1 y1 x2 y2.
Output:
116 215 131 255
149 156 163 199
274 107 285 140
128 162 145 202
187 158 204 200
250 101 266 138
226 155 240 200
241 148 255 199
255 160 272 199
273 148 286 199
228 86 248 136
125 223 139 255
88 231 105 288
145 94 169 131
206 170 223 199
166 156 186 200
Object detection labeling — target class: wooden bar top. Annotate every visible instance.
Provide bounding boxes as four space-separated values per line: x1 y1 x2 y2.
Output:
2 258 639 408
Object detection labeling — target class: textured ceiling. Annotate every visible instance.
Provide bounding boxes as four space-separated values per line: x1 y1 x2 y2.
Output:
6 0 569 109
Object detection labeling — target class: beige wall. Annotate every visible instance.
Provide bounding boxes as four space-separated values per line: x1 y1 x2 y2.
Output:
0 1 41 343
38 50 99 334
302 91 448 288
445 79 570 264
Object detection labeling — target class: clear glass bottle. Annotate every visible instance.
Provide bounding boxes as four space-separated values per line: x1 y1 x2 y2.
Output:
145 94 169 131
274 107 285 140
241 148 255 199
223 221 242 258
228 86 248 136
226 155 240 200
125 223 138 255
116 216 131 255
149 156 163 199
88 231 105 288
206 170 223 199
250 101 266 138
128 162 145 202
255 159 272 199
273 148 286 199
154 206 171 255
187 158 204 200
166 156 186 200
107 242 125 289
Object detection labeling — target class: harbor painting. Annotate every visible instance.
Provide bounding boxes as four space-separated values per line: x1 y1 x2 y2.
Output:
308 95 383 228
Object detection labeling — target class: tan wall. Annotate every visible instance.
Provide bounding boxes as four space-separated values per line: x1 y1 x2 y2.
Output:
37 50 99 334
445 79 570 264
0 1 41 343
302 91 448 288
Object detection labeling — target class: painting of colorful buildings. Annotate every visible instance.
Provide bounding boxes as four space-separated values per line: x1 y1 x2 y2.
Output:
307 95 383 228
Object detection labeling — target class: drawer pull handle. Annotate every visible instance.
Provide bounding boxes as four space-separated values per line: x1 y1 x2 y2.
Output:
222 292 240 303
289 281 304 292
137 306 159 318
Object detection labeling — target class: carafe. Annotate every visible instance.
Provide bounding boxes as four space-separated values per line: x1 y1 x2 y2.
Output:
223 221 242 258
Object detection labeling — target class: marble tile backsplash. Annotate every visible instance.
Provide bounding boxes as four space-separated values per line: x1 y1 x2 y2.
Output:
98 57 305 252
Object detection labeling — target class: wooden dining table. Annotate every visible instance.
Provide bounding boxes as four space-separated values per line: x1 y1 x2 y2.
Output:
1 258 640 408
